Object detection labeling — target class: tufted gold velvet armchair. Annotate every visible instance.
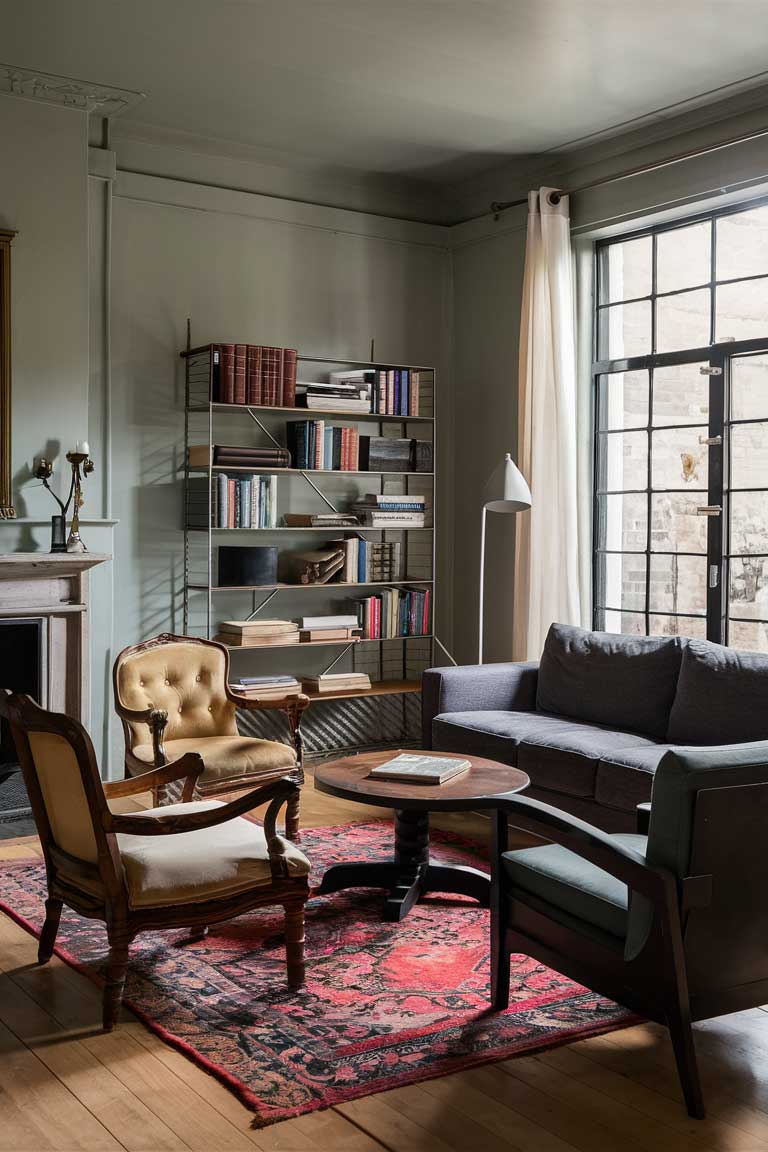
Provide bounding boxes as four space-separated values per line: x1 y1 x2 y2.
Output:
113 633 309 839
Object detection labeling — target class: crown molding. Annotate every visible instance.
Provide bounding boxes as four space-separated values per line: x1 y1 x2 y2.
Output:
0 63 144 117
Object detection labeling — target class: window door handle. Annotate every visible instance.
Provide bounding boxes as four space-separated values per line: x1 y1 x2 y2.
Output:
698 435 722 447
696 505 722 516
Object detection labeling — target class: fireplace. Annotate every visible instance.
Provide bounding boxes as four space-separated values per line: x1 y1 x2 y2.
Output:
0 618 43 819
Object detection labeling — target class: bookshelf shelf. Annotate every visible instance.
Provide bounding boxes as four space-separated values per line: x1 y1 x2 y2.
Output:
186 402 434 424
181 329 436 749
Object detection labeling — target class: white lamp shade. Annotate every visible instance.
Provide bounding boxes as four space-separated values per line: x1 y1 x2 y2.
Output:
484 453 531 513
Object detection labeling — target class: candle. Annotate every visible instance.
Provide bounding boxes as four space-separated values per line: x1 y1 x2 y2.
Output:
75 440 90 455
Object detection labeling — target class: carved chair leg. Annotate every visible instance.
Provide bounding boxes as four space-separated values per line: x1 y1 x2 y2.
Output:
103 932 132 1031
174 925 209 946
38 897 63 965
285 791 301 843
283 901 306 990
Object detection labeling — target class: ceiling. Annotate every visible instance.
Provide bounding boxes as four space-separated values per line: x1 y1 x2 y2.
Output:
3 0 768 191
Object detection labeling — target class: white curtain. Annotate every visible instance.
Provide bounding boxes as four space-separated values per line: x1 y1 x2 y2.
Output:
513 188 583 660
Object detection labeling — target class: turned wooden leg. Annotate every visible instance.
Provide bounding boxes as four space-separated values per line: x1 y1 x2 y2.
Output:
103 932 131 1031
284 902 306 990
38 898 62 965
285 791 301 843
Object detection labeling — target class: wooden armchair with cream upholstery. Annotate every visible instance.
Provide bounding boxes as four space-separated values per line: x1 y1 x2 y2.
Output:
113 633 309 838
0 690 310 1031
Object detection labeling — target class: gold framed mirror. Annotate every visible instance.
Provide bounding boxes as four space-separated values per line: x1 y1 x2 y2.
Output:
0 230 15 520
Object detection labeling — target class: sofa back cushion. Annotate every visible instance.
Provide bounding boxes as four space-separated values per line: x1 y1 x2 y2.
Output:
667 639 768 745
536 624 683 740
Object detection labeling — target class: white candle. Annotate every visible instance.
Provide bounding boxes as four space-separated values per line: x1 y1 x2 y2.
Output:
75 440 90 455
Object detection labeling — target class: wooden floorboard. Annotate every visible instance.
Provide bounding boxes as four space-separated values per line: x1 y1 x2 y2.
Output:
1 767 766 1151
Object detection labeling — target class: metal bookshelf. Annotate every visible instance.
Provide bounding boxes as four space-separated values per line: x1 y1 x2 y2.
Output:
180 326 437 736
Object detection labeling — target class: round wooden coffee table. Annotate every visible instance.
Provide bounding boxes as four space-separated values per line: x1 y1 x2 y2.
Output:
313 749 529 922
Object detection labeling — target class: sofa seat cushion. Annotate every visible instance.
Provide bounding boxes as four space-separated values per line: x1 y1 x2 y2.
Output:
595 746 673 813
132 735 297 784
502 833 648 938
537 624 683 740
432 710 657 798
117 800 310 909
668 639 768 745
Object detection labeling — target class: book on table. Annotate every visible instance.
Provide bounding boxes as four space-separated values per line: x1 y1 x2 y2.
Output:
367 753 471 785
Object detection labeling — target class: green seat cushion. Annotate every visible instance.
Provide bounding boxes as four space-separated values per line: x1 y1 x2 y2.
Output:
502 833 648 938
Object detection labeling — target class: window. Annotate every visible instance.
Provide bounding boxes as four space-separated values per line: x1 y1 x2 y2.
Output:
593 200 768 651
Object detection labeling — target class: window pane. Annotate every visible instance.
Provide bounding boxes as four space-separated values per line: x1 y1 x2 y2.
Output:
597 431 647 492
728 618 768 652
656 288 710 352
650 493 708 552
716 277 768 342
599 236 652 304
717 204 768 281
597 494 647 552
730 423 768 489
656 222 711 293
730 491 768 554
599 301 652 359
649 554 707 614
731 353 768 421
600 610 646 636
649 614 707 639
601 553 647 612
651 427 708 490
598 371 648 430
651 362 709 426
729 557 768 620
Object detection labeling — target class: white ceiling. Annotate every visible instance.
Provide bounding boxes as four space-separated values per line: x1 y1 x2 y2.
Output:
4 0 768 188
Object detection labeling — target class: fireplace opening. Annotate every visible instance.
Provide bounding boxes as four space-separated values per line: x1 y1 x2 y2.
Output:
0 617 43 820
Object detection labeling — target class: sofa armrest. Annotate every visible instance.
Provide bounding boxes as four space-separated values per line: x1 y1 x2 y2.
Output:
421 661 539 749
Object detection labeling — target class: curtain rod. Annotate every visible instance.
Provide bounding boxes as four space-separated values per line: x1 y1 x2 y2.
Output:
489 120 768 216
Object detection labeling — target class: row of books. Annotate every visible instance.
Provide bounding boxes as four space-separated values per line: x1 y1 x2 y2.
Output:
213 344 297 407
296 369 423 417
355 587 431 639
287 421 361 471
339 538 402 583
229 672 372 699
188 475 278 529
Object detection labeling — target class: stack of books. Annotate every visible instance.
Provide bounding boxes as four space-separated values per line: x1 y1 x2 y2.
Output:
215 619 299 647
370 368 422 417
212 345 297 407
187 474 278 529
337 538 402 583
283 512 360 528
286 421 360 470
296 371 373 413
302 672 372 695
356 587 431 639
188 444 290 469
299 614 361 642
230 675 302 700
352 494 426 528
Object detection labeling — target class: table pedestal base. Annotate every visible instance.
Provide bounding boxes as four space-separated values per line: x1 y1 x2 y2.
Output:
315 808 490 922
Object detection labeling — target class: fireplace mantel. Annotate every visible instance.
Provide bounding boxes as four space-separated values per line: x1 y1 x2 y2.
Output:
0 552 110 724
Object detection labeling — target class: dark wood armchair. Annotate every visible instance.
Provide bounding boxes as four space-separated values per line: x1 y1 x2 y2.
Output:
490 742 768 1119
0 690 310 1031
113 633 310 838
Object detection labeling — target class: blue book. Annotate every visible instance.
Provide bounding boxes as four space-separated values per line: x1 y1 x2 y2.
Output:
401 369 409 416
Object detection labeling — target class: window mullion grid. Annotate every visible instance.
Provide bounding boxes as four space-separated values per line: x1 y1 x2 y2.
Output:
707 348 726 644
644 234 657 636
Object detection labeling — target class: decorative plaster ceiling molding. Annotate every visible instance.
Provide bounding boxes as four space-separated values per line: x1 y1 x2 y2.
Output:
0 63 144 116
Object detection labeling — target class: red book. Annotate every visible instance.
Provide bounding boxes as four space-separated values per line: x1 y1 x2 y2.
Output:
410 370 419 417
341 428 349 471
221 344 235 404
352 429 359 471
423 588 431 635
246 345 262 405
387 370 395 415
276 348 286 406
234 344 247 405
282 349 297 408
261 347 280 406
227 479 235 529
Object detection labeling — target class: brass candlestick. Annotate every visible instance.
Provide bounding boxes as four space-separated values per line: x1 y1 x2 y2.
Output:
65 451 94 553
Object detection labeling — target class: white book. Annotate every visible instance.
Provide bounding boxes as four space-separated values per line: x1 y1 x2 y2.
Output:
368 754 471 786
301 614 359 629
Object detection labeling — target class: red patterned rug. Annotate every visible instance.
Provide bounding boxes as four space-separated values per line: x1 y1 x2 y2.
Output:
0 822 633 1127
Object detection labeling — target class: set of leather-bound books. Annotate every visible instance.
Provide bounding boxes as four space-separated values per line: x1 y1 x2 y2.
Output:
213 344 298 407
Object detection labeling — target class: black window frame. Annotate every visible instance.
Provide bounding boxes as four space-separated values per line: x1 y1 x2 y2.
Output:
592 195 768 646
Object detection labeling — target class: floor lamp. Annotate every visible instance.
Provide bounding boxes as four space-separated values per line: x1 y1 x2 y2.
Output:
479 453 532 664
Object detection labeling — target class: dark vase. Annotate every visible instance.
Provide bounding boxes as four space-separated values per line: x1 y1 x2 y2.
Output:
50 514 67 553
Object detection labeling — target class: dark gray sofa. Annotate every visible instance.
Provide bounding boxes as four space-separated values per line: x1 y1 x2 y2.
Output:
422 623 768 832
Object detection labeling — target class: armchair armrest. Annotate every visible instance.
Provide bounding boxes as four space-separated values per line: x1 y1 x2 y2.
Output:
115 702 169 768
421 661 538 748
103 752 204 803
226 690 310 766
636 802 651 835
491 793 673 900
102 777 302 881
